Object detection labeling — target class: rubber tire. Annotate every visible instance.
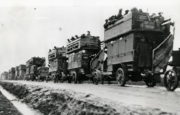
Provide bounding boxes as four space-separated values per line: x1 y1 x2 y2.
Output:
93 73 99 85
72 72 78 84
67 75 72 83
145 79 156 87
144 74 156 87
116 67 127 86
164 69 179 91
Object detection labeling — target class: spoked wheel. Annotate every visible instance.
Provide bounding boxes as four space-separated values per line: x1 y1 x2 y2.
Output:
164 69 179 91
116 67 127 86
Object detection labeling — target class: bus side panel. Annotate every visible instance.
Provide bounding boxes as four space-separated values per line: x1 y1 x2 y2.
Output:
107 33 134 71
68 52 82 70
104 13 133 41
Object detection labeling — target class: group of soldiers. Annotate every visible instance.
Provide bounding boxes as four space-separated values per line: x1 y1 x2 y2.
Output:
104 9 129 29
67 31 91 43
103 7 168 30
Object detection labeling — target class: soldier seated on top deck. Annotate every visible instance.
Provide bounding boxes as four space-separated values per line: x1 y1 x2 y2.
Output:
158 12 164 24
131 7 138 13
81 34 86 38
136 37 152 72
71 36 75 41
152 12 165 29
87 31 91 37
139 9 143 13
67 39 71 43
108 15 117 25
124 10 129 15
104 19 109 29
116 9 123 20
75 35 79 39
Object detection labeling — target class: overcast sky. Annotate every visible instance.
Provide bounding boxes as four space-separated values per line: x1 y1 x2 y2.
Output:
0 0 180 74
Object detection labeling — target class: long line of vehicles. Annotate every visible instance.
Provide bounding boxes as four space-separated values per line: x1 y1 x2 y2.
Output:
1 8 179 91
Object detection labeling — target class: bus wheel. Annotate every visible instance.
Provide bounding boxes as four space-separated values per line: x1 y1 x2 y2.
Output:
164 69 179 91
67 75 72 83
116 67 127 86
145 79 156 87
93 73 99 85
72 72 78 84
144 74 156 87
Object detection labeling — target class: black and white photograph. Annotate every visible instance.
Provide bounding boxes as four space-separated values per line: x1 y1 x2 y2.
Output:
0 0 180 114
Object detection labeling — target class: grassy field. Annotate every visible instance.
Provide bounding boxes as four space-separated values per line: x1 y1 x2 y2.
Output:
0 91 21 115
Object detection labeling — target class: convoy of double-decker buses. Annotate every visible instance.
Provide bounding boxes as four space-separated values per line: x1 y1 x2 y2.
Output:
1 8 178 91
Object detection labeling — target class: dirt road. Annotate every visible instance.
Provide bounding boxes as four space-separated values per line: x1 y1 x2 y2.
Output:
4 80 180 114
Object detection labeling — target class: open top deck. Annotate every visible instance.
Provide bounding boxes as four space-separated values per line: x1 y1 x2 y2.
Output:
104 8 166 42
67 35 100 54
